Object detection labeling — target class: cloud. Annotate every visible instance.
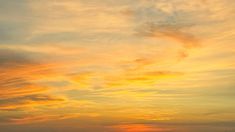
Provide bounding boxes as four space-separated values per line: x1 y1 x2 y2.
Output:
0 84 47 100
0 49 45 99
137 22 200 49
105 70 183 88
0 48 66 114
0 49 35 68
8 113 80 125
0 94 65 111
0 44 85 56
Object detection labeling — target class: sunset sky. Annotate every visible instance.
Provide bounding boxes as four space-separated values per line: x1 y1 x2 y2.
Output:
0 0 235 132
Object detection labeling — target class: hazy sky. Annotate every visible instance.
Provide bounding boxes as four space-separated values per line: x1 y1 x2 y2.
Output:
0 0 235 132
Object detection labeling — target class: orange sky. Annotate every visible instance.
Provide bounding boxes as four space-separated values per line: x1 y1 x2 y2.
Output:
0 0 235 132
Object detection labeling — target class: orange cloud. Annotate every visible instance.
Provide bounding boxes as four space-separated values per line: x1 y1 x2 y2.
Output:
105 70 183 88
0 62 58 100
9 113 80 124
0 95 65 111
0 84 47 100
0 49 68 113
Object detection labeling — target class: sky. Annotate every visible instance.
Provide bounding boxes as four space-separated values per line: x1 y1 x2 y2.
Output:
0 0 235 132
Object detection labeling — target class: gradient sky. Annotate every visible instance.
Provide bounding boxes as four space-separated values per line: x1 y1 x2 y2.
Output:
0 0 235 132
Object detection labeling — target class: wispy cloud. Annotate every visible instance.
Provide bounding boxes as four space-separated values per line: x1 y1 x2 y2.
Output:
137 22 200 49
0 95 64 111
8 113 80 125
